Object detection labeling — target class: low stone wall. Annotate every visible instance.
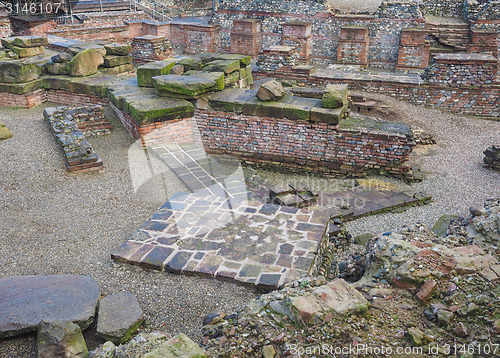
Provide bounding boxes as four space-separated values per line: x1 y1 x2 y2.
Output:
45 90 108 107
44 107 104 173
195 109 415 179
65 105 112 136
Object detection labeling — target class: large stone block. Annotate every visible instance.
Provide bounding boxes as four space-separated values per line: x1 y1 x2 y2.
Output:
0 79 43 94
310 106 347 124
1 38 15 49
46 61 69 75
11 46 45 58
103 54 132 68
203 59 241 74
68 43 106 57
126 95 195 124
13 36 48 48
67 49 104 77
0 60 42 83
100 63 134 75
184 71 225 91
104 43 132 56
137 60 176 87
153 75 218 98
177 57 203 71
322 84 348 109
96 291 144 344
0 275 100 338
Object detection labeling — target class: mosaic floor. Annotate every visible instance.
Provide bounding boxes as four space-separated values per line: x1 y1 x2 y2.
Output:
112 143 431 289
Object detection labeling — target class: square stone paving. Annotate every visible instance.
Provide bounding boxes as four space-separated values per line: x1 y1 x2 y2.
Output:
112 182 329 290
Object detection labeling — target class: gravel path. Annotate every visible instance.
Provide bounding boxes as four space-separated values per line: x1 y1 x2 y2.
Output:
0 95 499 356
0 104 256 357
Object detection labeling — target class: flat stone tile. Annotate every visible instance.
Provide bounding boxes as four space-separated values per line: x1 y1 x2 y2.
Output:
111 242 143 263
165 251 193 273
128 244 155 265
141 246 174 270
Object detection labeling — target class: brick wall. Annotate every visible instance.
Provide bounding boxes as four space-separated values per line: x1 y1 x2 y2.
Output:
195 109 414 178
396 28 431 70
256 45 299 72
168 22 220 54
131 35 173 63
422 0 463 17
0 14 11 37
282 21 312 63
10 16 57 36
230 19 261 57
0 89 46 108
424 53 497 86
48 25 130 42
337 26 369 67
468 29 499 58
46 90 108 106
110 102 195 146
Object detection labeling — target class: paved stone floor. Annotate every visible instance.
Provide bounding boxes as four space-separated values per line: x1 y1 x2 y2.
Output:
112 143 431 289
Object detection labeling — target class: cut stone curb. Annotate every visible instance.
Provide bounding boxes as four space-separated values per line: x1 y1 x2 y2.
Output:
37 321 88 358
0 275 100 338
97 291 144 345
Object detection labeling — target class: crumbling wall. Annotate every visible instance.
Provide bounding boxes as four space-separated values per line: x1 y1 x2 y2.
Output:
421 0 464 17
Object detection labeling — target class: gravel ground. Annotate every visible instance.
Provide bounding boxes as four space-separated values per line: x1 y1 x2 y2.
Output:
0 95 499 356
0 104 256 357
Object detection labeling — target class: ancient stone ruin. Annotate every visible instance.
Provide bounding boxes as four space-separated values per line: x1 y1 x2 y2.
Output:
0 0 498 357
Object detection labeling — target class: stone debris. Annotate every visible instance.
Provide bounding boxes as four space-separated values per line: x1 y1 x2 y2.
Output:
37 321 88 358
484 145 500 170
44 107 104 173
256 80 285 101
0 275 100 338
67 48 104 77
96 291 144 345
0 120 12 140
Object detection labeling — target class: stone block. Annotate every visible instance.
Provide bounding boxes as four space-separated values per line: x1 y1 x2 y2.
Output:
13 36 48 48
11 45 45 58
67 49 104 77
177 57 203 71
185 71 225 91
103 54 132 68
203 59 241 74
137 60 176 87
310 106 347 124
104 43 132 56
126 95 194 124
153 75 217 98
46 61 69 75
37 321 88 358
322 84 348 109
100 63 134 75
0 61 42 83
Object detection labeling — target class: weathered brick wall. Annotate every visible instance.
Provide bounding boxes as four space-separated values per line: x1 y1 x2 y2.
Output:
195 109 414 178
396 28 430 70
10 17 57 36
110 102 195 146
424 53 497 86
421 0 463 17
48 25 130 42
282 21 312 62
230 19 262 56
215 0 425 68
256 46 299 72
46 90 108 106
0 89 46 108
0 14 12 37
337 26 369 67
68 105 112 136
168 22 220 54
131 35 173 63
468 29 498 58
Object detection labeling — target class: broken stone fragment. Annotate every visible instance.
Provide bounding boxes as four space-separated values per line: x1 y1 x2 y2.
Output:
170 64 184 75
67 49 104 77
37 321 88 358
416 279 437 302
322 84 348 109
68 44 106 57
256 80 285 101
96 291 144 344
0 121 12 140
143 333 207 358
52 53 73 63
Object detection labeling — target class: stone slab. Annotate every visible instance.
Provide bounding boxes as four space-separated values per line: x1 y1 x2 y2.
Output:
0 275 100 338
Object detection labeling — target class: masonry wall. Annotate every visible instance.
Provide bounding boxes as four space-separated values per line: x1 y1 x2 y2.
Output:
195 109 414 178
48 25 130 42
422 0 463 17
0 14 12 37
213 0 425 68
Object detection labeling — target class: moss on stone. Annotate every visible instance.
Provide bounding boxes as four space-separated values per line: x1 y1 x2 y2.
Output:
137 60 176 87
